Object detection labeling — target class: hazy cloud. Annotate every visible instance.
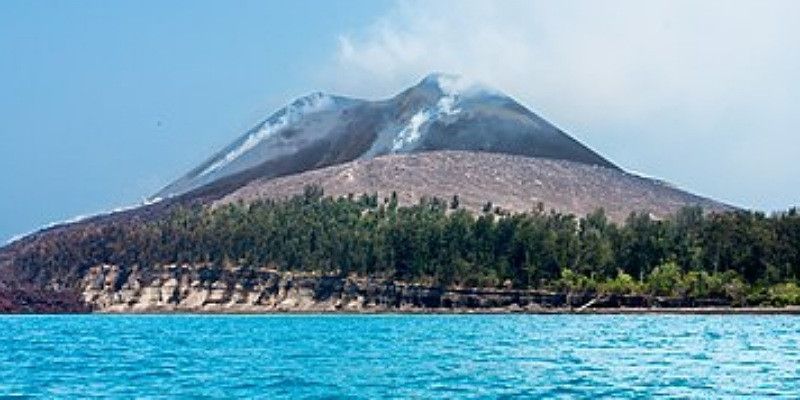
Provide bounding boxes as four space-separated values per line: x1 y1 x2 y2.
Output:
324 0 800 210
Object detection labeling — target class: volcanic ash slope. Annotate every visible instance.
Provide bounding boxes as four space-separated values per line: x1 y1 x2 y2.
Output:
215 150 731 222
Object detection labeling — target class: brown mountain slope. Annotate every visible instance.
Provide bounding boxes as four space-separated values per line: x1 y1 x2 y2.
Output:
215 151 732 222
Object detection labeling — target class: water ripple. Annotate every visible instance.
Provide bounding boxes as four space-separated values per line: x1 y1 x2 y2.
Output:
0 315 799 399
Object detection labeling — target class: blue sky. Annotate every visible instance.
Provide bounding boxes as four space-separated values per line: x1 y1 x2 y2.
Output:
1 0 799 241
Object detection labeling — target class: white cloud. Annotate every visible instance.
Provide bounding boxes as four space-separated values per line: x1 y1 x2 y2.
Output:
323 0 800 211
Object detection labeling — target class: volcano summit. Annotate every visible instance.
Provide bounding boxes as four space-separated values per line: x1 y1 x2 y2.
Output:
156 73 618 201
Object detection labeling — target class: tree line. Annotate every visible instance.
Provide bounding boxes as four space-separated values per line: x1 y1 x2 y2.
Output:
14 186 800 305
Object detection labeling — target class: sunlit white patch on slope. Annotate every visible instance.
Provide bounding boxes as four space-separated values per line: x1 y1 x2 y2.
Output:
626 169 677 188
5 213 92 245
392 110 430 151
4 197 165 245
390 78 470 151
199 92 334 177
436 96 459 116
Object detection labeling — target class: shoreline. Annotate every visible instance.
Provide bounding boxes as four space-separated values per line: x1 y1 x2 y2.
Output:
6 269 800 314
5 306 800 316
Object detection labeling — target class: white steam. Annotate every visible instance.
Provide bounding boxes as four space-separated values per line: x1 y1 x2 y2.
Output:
326 0 800 210
199 92 334 177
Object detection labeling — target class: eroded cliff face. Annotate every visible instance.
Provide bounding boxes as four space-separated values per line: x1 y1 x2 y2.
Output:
8 263 734 313
79 264 577 313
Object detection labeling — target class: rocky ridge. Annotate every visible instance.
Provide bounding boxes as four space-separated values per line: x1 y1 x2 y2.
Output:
76 264 744 314
81 263 562 313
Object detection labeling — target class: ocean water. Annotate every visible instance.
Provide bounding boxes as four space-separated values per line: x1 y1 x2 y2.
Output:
0 315 798 399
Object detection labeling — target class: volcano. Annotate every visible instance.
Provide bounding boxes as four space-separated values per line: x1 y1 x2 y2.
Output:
0 72 737 313
156 73 617 201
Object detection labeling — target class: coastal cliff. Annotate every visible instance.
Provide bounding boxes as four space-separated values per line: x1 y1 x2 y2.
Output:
74 264 738 313
80 264 570 313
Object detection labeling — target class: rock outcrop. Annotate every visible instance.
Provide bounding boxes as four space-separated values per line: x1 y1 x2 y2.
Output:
79 263 579 313
76 263 735 313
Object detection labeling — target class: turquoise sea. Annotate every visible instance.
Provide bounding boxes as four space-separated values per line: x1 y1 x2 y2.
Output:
0 315 798 399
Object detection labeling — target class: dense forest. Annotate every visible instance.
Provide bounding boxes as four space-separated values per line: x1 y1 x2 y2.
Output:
13 186 800 306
